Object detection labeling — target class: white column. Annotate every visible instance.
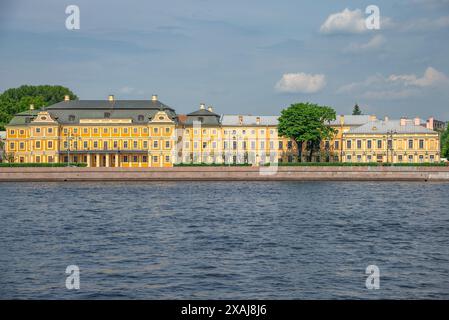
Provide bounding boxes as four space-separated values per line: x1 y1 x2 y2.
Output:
106 154 110 167
87 154 91 167
96 154 100 167
115 154 119 167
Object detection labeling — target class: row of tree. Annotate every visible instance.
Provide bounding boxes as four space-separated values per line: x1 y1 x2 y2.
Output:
0 85 77 130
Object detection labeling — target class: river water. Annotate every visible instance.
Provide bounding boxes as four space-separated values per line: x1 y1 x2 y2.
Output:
0 181 448 299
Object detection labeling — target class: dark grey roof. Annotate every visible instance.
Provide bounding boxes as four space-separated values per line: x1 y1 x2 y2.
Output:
7 99 178 125
184 108 221 126
347 120 437 134
47 100 175 111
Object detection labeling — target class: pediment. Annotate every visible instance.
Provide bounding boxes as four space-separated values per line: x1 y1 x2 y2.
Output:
31 111 57 124
150 111 174 123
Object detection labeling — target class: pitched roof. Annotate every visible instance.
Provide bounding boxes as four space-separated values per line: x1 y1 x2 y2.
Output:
7 99 178 125
184 108 221 126
347 120 437 134
221 115 278 126
328 115 373 126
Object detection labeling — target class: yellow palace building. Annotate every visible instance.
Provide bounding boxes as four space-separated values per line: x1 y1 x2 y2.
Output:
4 95 441 166
5 95 177 167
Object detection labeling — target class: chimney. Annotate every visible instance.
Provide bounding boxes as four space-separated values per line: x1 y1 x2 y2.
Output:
108 94 115 102
414 117 421 126
400 117 407 126
339 115 344 125
256 116 261 125
369 115 377 121
152 94 158 101
30 104 34 110
200 103 205 110
426 117 434 130
238 115 243 125
384 116 389 122
208 106 213 112
64 95 70 101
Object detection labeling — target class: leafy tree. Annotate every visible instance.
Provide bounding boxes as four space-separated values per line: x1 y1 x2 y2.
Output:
0 85 77 130
278 102 337 162
442 125 449 159
352 103 362 115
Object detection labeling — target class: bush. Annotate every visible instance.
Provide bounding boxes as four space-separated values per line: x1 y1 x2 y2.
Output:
266 162 447 167
0 162 87 167
174 162 251 167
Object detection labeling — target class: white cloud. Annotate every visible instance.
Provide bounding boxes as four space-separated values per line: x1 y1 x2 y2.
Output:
320 8 366 34
275 72 326 93
344 35 386 53
119 86 144 95
337 67 449 100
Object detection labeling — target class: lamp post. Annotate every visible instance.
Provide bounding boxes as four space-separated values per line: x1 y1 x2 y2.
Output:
386 130 397 165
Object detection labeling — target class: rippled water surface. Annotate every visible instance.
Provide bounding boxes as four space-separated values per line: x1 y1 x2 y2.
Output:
1 181 449 299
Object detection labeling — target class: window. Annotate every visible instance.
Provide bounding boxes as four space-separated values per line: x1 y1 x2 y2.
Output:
287 141 292 149
408 139 413 149
133 156 138 163
203 142 207 149
114 141 118 149
123 156 128 163
93 141 98 148
260 130 265 134
251 141 256 149
113 128 118 134
165 127 170 134
138 115 144 121
68 115 75 122
48 128 53 134
194 142 198 149
83 128 88 134
103 128 108 134
36 128 41 133
419 139 424 149
212 141 217 149
419 155 424 163
133 128 138 134
166 141 170 148
104 112 111 118
64 128 68 134
233 141 237 150
213 130 217 135
10 130 15 135
63 141 68 149
123 141 128 149
143 156 148 162
377 140 382 149
367 155 372 162
346 140 352 149
335 140 339 150
94 128 98 134
260 141 265 149
36 156 41 163
47 141 53 149
165 155 170 162
153 140 159 148
430 155 435 163
154 128 159 134
367 140 372 149
279 141 283 149
143 141 148 149
19 130 24 135
398 155 403 162
123 128 128 134
408 155 413 163
19 142 25 149
346 155 352 161
84 141 88 149
153 156 158 163
357 155 362 162
48 156 54 163
35 141 41 149
133 141 138 149
103 141 108 150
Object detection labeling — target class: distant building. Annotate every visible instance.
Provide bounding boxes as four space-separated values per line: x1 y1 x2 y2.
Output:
0 131 6 162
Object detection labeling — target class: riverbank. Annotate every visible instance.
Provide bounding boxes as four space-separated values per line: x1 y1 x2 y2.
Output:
1 166 449 181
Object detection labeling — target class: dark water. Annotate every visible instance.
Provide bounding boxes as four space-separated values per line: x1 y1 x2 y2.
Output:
0 181 448 299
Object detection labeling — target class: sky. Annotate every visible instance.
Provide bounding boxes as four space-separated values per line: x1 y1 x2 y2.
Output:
1 0 449 119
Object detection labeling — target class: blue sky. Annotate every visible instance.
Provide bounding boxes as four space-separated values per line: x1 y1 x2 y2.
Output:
1 0 449 119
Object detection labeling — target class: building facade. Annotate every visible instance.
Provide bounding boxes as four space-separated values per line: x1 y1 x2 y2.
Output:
4 96 441 166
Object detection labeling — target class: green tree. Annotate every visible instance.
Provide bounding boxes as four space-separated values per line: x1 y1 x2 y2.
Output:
0 85 77 130
441 125 449 159
278 102 337 162
352 103 362 115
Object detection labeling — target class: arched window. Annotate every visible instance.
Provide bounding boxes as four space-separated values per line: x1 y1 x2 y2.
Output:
104 112 111 118
138 115 144 121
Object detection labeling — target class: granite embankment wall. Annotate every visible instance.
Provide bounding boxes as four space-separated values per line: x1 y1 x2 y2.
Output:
1 166 449 181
